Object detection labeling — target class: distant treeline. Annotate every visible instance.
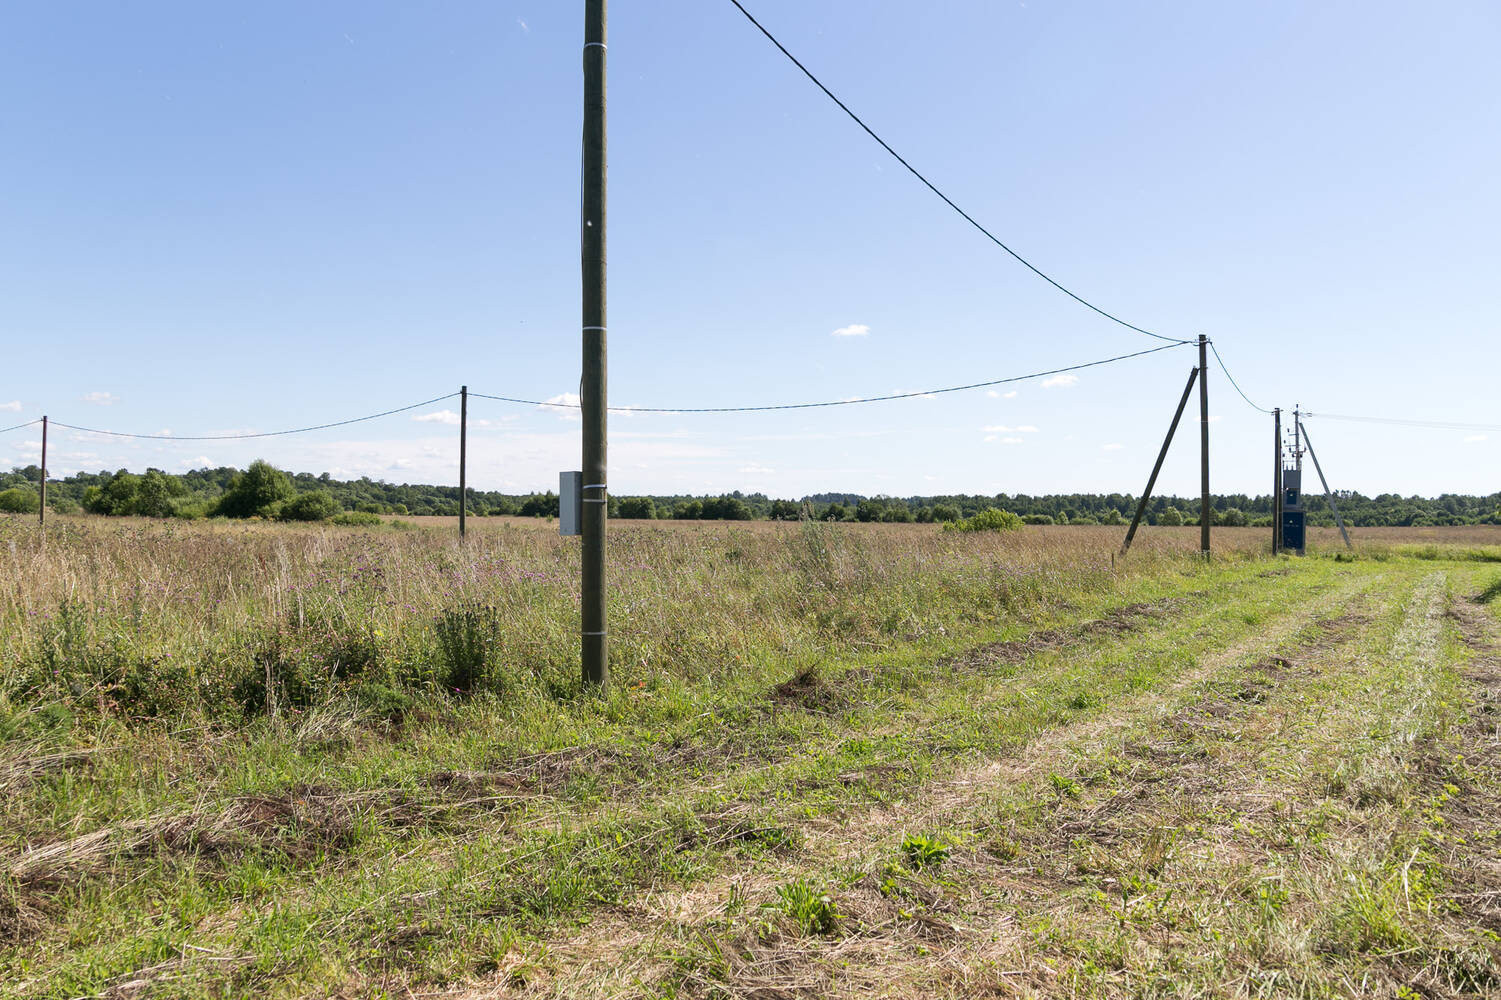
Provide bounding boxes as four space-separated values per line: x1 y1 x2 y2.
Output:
1 463 1498 527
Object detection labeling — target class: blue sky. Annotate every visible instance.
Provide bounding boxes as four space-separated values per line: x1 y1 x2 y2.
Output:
2 1 1497 498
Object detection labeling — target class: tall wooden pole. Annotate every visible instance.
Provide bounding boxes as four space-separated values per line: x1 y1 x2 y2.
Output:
581 0 609 689
1120 367 1199 556
1272 407 1282 554
459 385 468 538
1198 335 1210 555
39 416 48 527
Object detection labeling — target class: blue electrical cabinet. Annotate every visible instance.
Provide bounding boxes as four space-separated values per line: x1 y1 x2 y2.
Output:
1280 469 1306 554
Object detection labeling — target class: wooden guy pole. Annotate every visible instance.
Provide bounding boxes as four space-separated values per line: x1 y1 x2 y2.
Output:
1120 367 1199 556
1297 420 1353 550
459 386 468 538
581 0 609 689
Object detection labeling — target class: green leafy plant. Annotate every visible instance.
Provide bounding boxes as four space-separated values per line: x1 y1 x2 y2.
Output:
769 879 840 936
901 832 951 870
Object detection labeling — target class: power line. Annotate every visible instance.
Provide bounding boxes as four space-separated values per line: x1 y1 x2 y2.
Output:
472 341 1190 414
725 0 1191 347
1303 412 1501 433
50 392 460 441
0 418 42 436
1208 341 1271 414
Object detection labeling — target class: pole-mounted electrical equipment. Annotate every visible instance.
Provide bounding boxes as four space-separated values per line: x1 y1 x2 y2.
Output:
1279 407 1306 555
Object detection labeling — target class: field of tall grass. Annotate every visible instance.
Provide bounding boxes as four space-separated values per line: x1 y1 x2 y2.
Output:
0 516 1267 726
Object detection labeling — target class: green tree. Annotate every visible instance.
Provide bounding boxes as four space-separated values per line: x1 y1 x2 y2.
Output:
1220 507 1248 527
0 487 39 513
1157 508 1184 526
279 490 341 522
215 460 294 518
617 497 656 519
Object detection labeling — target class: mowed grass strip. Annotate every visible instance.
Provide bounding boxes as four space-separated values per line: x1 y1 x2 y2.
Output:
590 563 1501 1000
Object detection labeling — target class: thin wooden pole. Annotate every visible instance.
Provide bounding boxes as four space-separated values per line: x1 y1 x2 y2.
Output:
581 0 608 690
1121 367 1199 556
459 385 468 538
1198 335 1210 555
39 415 48 527
1272 408 1281 554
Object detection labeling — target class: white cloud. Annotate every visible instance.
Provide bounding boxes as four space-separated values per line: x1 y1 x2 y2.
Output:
739 464 775 475
516 17 529 31
1207 415 1222 423
982 425 1037 434
1001 437 1023 445
986 390 999 398
0 400 19 413
1004 391 1017 399
83 391 118 405
1465 434 1488 443
831 324 870 338
414 409 462 426
1040 375 1078 389
1102 443 1123 451
541 393 581 421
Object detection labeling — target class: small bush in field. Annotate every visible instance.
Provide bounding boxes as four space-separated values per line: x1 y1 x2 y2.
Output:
330 510 382 527
943 507 1023 533
434 603 503 694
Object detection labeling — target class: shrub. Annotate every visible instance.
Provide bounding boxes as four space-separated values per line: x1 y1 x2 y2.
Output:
434 603 503 693
1157 508 1184 526
1022 514 1055 525
215 460 295 518
943 507 1024 533
0 488 39 514
617 496 656 519
279 490 341 522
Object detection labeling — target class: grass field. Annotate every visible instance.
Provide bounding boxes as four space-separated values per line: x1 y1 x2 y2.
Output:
2 516 1499 998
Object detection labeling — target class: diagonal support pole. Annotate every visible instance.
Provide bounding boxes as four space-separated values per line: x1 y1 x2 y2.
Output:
1121 366 1199 557
1297 420 1353 550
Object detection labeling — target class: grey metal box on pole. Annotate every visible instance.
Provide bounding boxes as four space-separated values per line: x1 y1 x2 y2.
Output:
560 471 582 537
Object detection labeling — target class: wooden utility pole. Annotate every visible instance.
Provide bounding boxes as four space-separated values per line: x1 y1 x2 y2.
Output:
1272 408 1282 554
1198 335 1210 555
39 416 48 526
581 0 609 689
1121 367 1199 557
459 386 468 538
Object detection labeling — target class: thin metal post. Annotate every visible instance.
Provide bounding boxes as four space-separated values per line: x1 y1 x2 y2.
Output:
1272 408 1281 554
1121 367 1199 556
1298 420 1353 550
39 416 48 527
459 386 468 538
1198 335 1210 555
581 0 608 690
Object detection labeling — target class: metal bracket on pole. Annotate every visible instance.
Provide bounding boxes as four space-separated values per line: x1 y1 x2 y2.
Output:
1121 367 1200 557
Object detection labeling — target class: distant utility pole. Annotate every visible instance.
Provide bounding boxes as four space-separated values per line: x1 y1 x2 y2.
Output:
459 385 468 539
1198 335 1210 555
39 416 48 527
1272 407 1282 554
581 0 609 690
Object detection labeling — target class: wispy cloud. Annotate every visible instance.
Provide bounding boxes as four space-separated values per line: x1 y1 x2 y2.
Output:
1040 374 1078 389
516 17 529 31
82 391 118 405
1004 390 1017 399
413 409 462 426
0 400 19 413
739 464 775 475
542 393 582 421
982 424 1038 434
1001 436 1023 445
831 324 870 338
985 389 1021 399
1465 434 1488 443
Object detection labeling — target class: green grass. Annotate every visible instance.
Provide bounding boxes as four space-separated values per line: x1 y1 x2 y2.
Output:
2 519 1499 997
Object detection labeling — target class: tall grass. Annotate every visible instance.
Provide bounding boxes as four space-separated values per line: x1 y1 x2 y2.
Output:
0 516 1261 725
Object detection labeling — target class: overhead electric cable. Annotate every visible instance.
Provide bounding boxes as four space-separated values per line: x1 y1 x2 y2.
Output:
1208 341 1271 414
472 341 1189 414
51 392 460 441
1302 412 1501 432
725 0 1191 346
0 418 42 436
